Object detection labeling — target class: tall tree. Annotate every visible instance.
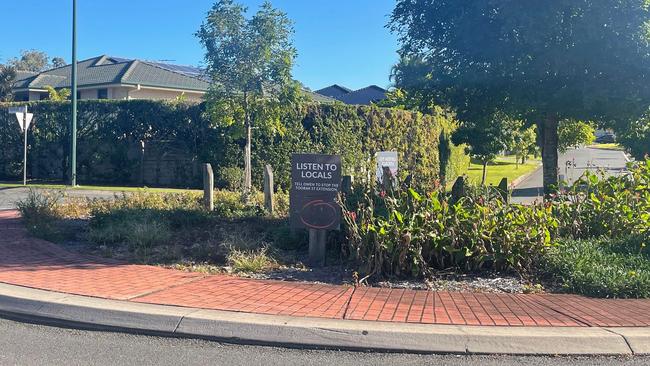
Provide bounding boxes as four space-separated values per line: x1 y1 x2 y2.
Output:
452 112 516 185
51 57 67 68
0 65 16 102
558 119 596 152
197 0 298 200
8 50 65 72
9 50 49 71
511 124 538 166
390 0 650 193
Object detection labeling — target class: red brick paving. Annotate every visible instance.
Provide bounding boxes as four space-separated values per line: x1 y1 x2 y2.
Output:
2 209 650 326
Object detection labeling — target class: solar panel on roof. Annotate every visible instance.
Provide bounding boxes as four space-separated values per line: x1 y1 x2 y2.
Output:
150 62 204 77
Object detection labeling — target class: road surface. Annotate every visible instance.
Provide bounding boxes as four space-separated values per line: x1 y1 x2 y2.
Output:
0 317 646 366
0 187 120 210
511 146 629 204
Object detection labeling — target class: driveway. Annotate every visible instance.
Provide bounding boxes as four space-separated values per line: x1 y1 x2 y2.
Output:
0 187 121 210
511 146 629 204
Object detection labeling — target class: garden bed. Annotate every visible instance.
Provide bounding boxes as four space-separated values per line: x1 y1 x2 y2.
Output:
16 159 649 298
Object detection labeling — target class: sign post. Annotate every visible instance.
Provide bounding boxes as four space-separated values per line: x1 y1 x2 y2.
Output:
8 106 33 186
290 153 342 267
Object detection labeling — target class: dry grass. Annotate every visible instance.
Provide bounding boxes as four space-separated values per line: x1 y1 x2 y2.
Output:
227 246 277 273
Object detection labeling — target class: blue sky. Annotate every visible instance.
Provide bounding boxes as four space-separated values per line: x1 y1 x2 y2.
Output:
2 0 399 91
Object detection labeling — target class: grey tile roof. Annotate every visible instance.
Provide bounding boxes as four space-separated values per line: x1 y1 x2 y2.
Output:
11 55 331 103
12 55 211 91
334 85 387 105
315 84 352 98
304 90 337 103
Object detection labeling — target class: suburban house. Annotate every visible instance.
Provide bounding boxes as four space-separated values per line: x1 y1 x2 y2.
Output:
12 55 211 102
315 84 387 105
12 55 336 104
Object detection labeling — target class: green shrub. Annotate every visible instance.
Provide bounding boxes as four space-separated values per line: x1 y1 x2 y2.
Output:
217 166 243 190
341 183 557 279
16 189 62 223
0 100 468 191
553 159 650 240
544 236 650 298
16 189 66 241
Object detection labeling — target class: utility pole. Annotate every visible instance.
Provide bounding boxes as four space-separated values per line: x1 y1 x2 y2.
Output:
70 0 78 186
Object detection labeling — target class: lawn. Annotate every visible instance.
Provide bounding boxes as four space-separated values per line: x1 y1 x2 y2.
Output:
589 143 625 151
465 155 541 187
0 182 200 194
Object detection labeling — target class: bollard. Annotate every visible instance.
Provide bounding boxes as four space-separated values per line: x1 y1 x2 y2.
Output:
309 229 327 267
381 166 393 192
263 164 274 214
451 176 467 203
203 163 214 211
341 175 353 194
497 177 509 203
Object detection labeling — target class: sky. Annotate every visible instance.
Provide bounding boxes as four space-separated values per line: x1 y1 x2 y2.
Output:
2 0 399 91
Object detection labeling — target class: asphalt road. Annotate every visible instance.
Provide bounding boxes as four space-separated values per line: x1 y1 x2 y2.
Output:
0 187 119 210
511 146 629 204
0 317 646 366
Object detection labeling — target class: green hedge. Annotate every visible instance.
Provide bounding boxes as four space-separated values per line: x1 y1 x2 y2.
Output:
0 100 467 189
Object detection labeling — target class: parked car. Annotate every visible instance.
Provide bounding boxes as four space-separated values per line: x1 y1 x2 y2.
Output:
595 133 616 143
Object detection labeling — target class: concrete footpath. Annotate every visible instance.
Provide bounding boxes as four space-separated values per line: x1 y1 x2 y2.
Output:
1 209 649 355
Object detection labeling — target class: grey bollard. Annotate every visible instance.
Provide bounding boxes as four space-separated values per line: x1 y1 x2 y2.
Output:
382 166 393 192
497 177 509 203
451 176 467 203
263 164 274 214
342 175 353 194
203 163 214 211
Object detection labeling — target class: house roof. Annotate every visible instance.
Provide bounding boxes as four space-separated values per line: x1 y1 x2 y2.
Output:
13 55 211 92
329 85 388 105
315 84 352 98
12 55 335 103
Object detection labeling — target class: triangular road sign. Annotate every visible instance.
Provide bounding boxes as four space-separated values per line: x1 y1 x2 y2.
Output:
15 113 24 131
25 113 34 130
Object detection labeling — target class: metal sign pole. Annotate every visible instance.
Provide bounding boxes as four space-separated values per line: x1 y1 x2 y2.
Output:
23 112 27 186
70 0 78 187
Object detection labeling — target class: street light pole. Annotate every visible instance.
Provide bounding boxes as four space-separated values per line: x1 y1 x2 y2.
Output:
70 0 78 186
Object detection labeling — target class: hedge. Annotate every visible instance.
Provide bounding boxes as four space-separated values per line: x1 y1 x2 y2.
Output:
0 100 468 189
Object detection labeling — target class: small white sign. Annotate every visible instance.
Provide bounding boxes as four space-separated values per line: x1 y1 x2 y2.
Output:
8 106 27 114
376 151 399 183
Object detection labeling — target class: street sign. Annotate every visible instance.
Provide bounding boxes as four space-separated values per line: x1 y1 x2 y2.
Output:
6 106 32 185
15 113 24 128
376 151 398 183
290 153 342 231
14 113 34 132
8 106 27 114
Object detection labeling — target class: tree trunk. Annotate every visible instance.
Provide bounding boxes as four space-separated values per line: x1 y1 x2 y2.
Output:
243 120 252 202
242 93 252 203
540 115 559 196
481 160 488 186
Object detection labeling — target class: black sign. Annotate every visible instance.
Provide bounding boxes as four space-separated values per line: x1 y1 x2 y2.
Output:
290 153 342 230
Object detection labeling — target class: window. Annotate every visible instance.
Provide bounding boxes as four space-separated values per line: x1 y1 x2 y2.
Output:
97 88 108 99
